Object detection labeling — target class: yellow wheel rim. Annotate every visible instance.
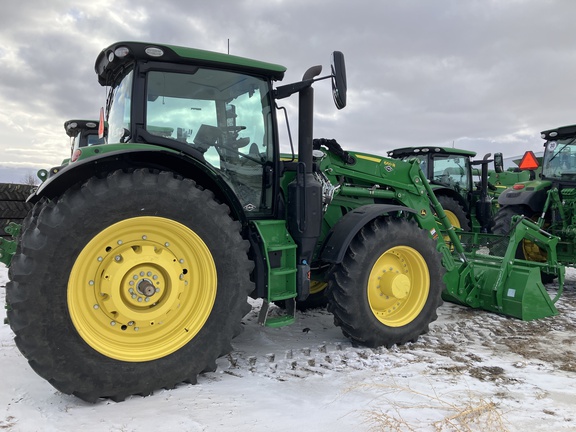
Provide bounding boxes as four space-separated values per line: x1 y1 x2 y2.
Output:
68 216 217 362
444 210 461 229
442 210 461 248
522 215 547 262
522 240 547 262
310 280 327 295
367 245 429 327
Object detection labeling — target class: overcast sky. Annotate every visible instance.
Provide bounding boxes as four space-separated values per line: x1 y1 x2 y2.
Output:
1 0 575 182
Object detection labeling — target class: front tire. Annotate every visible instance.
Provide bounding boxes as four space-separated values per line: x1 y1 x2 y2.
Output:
7 169 253 402
327 217 444 348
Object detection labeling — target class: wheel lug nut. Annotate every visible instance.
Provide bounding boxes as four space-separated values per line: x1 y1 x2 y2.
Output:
115 255 122 262
110 321 116 326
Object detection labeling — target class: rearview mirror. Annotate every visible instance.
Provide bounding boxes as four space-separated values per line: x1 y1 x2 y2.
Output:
493 152 504 173
331 51 347 109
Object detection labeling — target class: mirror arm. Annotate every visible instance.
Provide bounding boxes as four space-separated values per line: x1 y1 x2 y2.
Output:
274 75 332 100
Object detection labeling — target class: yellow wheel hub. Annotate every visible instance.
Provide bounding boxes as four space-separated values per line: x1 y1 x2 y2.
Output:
68 216 217 362
522 240 548 262
522 215 548 262
367 245 429 327
444 210 461 229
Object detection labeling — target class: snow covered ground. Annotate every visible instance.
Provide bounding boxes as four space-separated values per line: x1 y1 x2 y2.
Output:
1 265 575 432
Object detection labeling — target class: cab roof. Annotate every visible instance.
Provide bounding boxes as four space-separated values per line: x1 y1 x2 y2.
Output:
541 124 576 141
95 41 287 86
387 146 476 158
63 120 100 138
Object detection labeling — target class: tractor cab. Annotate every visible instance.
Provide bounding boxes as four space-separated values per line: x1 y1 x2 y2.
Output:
540 125 576 182
65 119 106 158
95 44 287 216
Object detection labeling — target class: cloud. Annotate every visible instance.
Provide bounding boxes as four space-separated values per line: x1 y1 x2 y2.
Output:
1 0 575 177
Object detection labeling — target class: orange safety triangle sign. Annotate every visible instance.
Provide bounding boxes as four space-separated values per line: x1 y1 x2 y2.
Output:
519 151 539 170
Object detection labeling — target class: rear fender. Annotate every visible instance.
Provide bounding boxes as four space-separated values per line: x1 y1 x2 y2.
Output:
497 187 548 213
319 204 416 264
30 148 247 222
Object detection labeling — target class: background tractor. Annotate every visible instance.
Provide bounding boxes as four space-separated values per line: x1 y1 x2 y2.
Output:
388 146 503 233
493 124 576 278
1 120 105 239
0 41 563 402
45 119 106 178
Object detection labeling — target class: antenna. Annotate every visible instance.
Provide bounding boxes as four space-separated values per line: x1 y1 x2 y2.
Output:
227 39 230 54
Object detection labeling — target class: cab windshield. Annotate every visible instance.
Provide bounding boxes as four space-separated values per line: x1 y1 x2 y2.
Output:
542 138 576 179
432 155 470 192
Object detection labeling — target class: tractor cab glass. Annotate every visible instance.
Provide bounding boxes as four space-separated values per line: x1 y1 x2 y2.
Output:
107 69 133 145
399 154 428 176
144 69 274 214
542 139 576 179
70 129 105 155
106 66 275 216
432 155 471 192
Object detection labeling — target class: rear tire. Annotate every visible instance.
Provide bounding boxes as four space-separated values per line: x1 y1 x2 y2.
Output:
437 195 470 231
7 169 253 402
327 217 444 348
492 205 555 284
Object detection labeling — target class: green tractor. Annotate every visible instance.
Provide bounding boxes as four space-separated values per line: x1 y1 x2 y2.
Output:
46 119 106 178
493 124 576 275
0 41 563 402
2 120 105 238
387 146 502 233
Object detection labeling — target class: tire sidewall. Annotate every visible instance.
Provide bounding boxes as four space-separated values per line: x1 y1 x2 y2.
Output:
358 222 442 339
9 170 251 396
329 217 444 347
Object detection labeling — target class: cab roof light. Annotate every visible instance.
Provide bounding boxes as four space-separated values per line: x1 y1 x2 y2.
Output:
114 46 130 58
145 46 164 57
